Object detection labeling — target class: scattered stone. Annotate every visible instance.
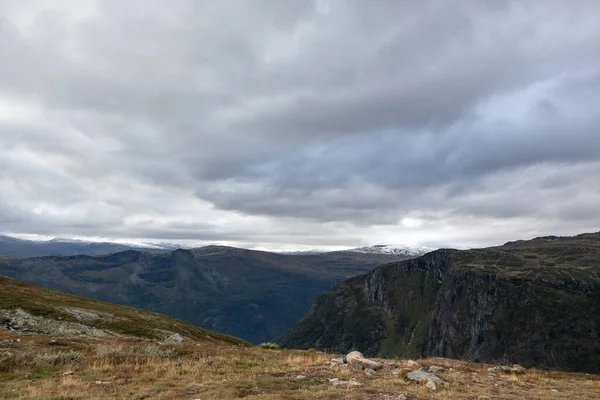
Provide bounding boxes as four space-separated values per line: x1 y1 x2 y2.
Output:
512 364 526 373
331 357 345 365
364 368 376 376
428 365 446 373
329 378 362 387
487 365 525 374
395 395 408 400
391 368 403 375
165 333 185 343
426 379 438 391
63 370 73 376
406 370 444 383
295 375 306 380
400 360 421 370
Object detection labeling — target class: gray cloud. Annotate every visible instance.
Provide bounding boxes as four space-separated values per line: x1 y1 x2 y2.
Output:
1 0 600 250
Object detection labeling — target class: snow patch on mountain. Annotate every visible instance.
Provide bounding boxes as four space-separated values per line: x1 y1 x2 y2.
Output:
345 244 435 257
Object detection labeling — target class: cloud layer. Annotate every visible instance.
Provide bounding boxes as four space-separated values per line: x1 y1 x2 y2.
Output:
1 0 600 250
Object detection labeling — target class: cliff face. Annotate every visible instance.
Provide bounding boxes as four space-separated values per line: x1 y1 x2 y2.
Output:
278 233 600 373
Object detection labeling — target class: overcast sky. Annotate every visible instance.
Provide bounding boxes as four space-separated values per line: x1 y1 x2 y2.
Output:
1 0 600 251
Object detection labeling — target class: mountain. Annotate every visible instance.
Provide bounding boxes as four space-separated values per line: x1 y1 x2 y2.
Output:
0 245 417 343
0 235 177 257
277 232 600 373
282 245 434 257
339 244 435 257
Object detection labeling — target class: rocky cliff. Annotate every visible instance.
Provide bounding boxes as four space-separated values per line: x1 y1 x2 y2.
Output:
278 233 600 373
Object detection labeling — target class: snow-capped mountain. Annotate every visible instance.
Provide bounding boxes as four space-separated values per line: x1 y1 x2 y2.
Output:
344 244 435 257
0 235 179 257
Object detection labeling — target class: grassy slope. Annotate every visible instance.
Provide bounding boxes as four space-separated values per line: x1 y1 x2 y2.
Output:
1 328 600 399
0 275 599 399
0 275 248 346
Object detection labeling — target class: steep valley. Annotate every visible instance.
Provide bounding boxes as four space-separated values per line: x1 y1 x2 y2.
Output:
0 245 418 344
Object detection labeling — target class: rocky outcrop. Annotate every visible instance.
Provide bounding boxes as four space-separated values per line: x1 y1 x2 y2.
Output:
278 233 600 373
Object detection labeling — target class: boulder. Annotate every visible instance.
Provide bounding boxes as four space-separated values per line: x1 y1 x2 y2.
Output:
345 351 364 364
406 370 444 383
345 351 383 370
331 357 345 365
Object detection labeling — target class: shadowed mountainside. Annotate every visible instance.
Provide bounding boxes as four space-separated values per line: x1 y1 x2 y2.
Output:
0 246 418 343
278 232 600 373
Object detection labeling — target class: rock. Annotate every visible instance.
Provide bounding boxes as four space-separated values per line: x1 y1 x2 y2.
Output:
331 357 345 365
426 379 438 391
345 350 383 370
395 395 408 400
512 364 526 373
165 333 184 343
391 368 403 375
350 362 363 370
551 389 559 392
364 368 376 376
428 365 445 373
329 378 362 387
345 351 364 364
477 396 490 400
400 359 421 370
487 365 525 374
406 370 444 383
63 370 73 376
295 375 306 380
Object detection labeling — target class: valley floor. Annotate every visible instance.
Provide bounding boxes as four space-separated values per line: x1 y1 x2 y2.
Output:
1 330 599 400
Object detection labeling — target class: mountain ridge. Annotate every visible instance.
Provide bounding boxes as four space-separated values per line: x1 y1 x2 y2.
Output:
277 231 600 373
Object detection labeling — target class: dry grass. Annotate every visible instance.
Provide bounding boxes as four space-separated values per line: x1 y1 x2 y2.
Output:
1 331 599 400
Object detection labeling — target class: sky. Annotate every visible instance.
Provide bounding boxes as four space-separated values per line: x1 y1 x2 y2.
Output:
1 0 600 251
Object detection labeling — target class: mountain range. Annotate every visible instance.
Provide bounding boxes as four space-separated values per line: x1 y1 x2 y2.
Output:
278 232 600 373
0 235 180 257
0 239 430 343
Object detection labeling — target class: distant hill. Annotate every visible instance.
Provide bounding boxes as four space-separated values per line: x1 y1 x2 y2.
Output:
0 235 178 257
277 232 600 373
0 245 419 343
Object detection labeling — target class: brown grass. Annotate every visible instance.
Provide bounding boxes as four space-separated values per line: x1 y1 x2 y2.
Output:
1 331 599 400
